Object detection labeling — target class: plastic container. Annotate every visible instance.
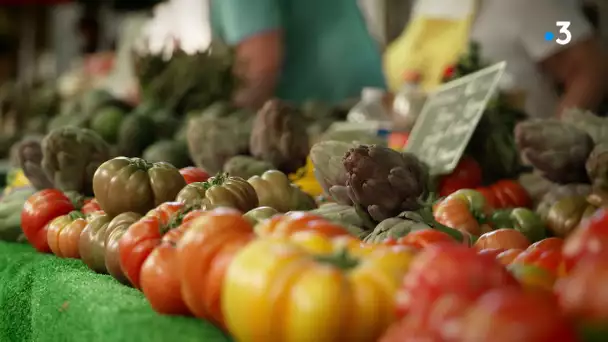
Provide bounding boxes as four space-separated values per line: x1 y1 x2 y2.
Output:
392 72 427 131
346 87 393 127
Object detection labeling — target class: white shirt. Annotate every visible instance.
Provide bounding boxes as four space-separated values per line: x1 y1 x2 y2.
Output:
471 0 593 117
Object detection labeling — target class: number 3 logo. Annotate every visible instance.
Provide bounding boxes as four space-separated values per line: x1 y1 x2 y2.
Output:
556 21 572 45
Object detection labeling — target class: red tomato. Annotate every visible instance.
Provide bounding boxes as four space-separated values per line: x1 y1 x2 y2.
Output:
563 210 608 270
380 295 467 342
380 317 443 342
81 198 102 215
528 237 564 252
179 167 210 184
438 157 482 197
475 187 499 209
395 244 518 318
512 248 566 278
390 229 458 249
21 189 75 253
140 224 191 315
496 248 524 265
459 287 578 342
46 211 88 258
493 180 531 208
118 202 184 289
177 208 255 327
477 180 531 209
138 208 207 315
478 248 507 259
556 257 608 321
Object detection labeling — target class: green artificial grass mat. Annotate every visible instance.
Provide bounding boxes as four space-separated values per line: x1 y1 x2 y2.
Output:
0 241 231 342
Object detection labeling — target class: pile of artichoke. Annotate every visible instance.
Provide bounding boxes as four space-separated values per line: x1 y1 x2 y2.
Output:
515 108 608 190
16 126 111 196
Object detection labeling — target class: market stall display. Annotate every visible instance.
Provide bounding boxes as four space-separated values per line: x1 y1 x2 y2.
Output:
0 42 607 342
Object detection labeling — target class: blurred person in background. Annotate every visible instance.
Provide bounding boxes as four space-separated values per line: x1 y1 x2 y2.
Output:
209 0 386 109
385 0 607 118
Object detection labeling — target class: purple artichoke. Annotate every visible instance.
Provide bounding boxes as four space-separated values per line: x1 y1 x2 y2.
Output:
515 119 593 184
15 136 54 190
343 145 429 222
250 99 309 174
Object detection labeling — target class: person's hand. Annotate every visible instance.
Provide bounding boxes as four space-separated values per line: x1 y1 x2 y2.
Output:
232 30 283 110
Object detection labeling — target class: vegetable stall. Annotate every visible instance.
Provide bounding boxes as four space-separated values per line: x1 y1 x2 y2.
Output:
0 43 607 342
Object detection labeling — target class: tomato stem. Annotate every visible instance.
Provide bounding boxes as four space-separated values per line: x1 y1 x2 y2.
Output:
203 173 228 190
314 248 359 270
67 210 86 221
131 157 153 171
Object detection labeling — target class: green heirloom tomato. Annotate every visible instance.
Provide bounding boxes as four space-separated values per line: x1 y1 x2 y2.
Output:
92 157 186 216
545 196 596 238
491 208 546 242
79 214 113 273
104 212 142 285
248 170 316 212
175 173 258 212
243 206 279 226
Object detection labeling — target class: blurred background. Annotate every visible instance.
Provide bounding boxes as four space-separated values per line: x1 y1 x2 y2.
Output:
0 0 604 89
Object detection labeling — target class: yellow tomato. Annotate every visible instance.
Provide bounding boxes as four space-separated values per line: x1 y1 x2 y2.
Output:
222 238 416 342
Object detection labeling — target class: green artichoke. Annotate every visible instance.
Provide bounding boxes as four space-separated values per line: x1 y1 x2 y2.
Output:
310 203 375 231
223 155 274 179
363 211 431 243
515 119 593 184
41 127 111 196
561 108 608 144
310 141 354 205
343 145 430 222
250 99 309 174
15 136 54 190
187 114 252 174
586 142 608 190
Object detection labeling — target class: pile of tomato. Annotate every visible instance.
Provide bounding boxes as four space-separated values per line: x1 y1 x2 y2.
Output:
438 156 531 209
15 162 608 342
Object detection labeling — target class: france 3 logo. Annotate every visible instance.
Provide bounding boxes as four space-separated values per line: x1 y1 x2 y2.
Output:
544 21 572 46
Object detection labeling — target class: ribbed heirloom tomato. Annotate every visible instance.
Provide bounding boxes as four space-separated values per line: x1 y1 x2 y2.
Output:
21 189 75 253
222 237 415 342
395 243 518 319
255 211 350 238
47 211 88 258
139 209 206 315
118 201 184 288
177 208 255 328
434 189 492 236
563 208 608 270
476 179 531 209
512 247 566 278
458 288 578 342
81 198 102 216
